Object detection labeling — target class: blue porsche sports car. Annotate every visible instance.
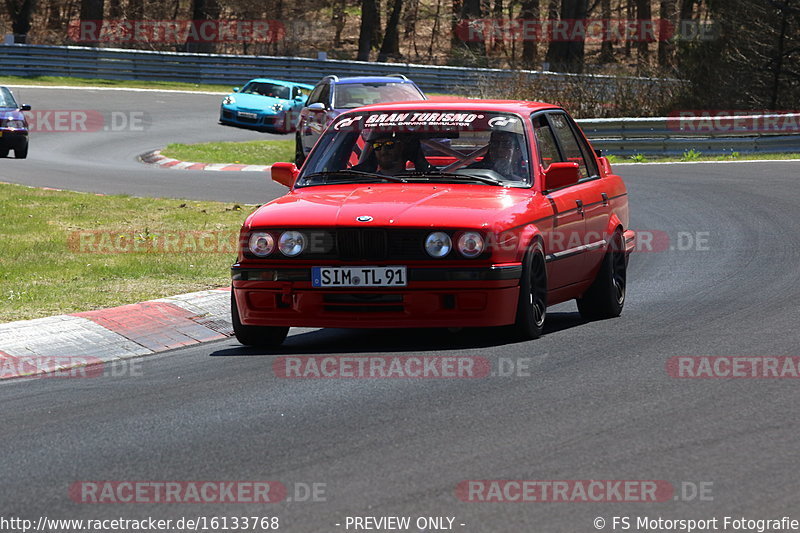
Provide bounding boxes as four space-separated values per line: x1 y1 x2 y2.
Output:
219 79 314 133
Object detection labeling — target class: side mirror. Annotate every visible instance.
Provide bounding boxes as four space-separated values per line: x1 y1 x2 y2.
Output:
271 162 299 187
597 156 612 176
20 104 31 111
232 87 239 93
543 162 580 191
307 102 326 111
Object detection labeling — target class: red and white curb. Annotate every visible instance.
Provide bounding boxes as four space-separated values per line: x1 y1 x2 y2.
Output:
140 150 273 174
0 288 233 380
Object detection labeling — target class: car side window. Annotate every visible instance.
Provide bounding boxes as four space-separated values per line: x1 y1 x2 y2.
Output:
547 113 591 179
317 83 331 108
532 114 562 170
307 85 324 105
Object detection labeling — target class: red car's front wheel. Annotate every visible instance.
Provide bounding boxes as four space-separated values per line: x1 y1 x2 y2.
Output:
512 240 548 340
231 290 289 347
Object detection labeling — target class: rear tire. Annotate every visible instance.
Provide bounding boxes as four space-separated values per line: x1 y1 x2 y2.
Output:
231 290 289 347
512 240 548 340
294 132 305 167
577 231 626 320
0 147 9 158
14 143 28 159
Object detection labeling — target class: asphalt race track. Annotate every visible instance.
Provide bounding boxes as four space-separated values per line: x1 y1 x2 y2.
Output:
2 88 800 532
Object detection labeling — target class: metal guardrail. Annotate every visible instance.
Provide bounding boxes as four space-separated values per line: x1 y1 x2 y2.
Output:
2 44 797 155
0 43 665 94
577 114 800 155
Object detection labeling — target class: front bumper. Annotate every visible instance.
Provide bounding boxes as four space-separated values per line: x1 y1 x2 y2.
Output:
232 264 523 328
219 107 291 130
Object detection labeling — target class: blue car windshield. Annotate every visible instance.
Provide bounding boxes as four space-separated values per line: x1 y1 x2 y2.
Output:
0 87 17 108
333 83 424 109
240 82 290 100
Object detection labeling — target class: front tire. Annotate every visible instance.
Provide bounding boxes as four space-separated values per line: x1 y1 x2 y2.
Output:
577 231 626 320
231 290 289 347
512 240 548 340
15 142 28 159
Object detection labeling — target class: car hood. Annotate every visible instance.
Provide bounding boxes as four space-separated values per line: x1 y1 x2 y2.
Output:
228 93 289 110
247 184 538 230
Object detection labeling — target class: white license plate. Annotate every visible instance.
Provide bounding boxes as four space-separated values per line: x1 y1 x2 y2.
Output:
238 112 258 119
312 266 407 287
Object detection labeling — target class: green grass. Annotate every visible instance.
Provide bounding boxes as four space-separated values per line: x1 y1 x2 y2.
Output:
161 140 295 166
0 75 234 93
0 182 256 322
605 152 800 164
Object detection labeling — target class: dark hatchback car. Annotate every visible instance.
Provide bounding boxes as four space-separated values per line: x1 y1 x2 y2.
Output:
295 75 426 166
0 86 30 159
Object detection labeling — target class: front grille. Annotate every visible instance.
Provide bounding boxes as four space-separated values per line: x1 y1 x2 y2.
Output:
337 229 389 260
237 115 259 124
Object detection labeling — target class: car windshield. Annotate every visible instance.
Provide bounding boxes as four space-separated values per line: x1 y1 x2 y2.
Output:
333 83 424 109
240 82 290 100
0 87 17 108
297 110 530 187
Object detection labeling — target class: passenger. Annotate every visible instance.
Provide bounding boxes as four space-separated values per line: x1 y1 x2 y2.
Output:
469 130 526 180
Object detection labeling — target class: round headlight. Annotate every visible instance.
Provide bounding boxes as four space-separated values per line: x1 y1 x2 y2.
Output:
272 103 285 112
279 231 306 257
457 232 485 258
248 232 275 257
425 232 452 258
222 95 235 105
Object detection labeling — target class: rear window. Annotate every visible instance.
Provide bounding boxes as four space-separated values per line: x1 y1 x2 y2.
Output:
333 83 424 109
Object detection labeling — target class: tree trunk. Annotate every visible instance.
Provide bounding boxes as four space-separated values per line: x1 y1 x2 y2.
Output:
635 0 651 67
358 0 380 60
332 0 346 48
599 0 613 63
377 0 403 60
77 0 104 45
186 0 220 53
658 0 678 70
546 0 589 72
5 0 37 42
518 0 539 68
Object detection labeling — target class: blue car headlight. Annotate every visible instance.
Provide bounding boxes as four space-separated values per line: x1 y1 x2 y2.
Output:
271 103 285 113
222 95 235 105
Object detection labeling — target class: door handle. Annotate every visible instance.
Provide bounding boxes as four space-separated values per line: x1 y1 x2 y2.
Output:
601 192 609 206
576 199 584 215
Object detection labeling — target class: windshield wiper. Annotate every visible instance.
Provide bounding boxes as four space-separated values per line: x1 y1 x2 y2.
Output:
396 170 505 186
298 170 408 185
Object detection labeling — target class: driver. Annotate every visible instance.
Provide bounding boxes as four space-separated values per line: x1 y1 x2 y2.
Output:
354 132 433 176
